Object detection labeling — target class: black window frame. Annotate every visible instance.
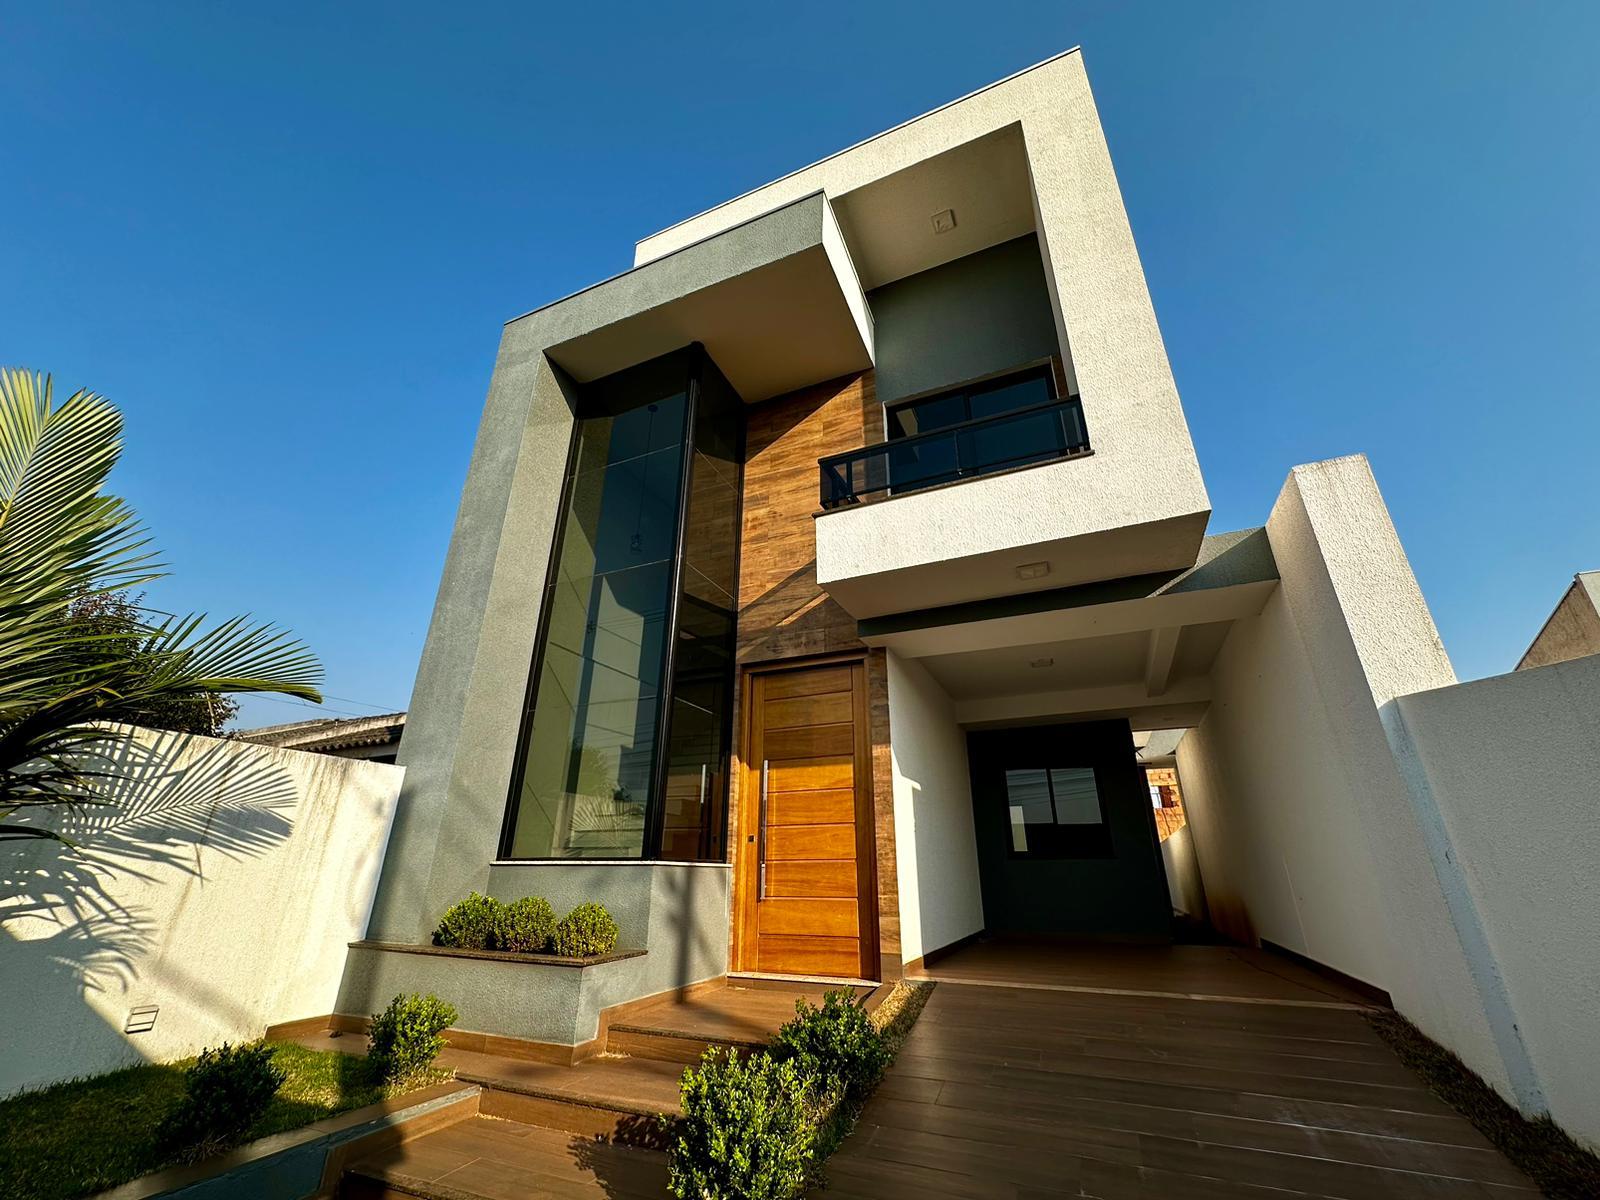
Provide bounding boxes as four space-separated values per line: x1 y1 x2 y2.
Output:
1001 765 1115 860
884 363 1061 441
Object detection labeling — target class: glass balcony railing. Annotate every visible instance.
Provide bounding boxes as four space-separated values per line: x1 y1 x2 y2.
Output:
818 396 1091 511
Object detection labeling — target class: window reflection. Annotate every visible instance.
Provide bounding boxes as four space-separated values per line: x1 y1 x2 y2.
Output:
505 348 741 862
1002 765 1111 858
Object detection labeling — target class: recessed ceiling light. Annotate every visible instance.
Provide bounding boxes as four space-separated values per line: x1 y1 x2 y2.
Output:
1015 561 1050 581
931 208 956 235
1029 657 1055 669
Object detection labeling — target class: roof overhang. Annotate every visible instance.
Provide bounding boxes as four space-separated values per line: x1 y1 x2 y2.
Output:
519 192 873 403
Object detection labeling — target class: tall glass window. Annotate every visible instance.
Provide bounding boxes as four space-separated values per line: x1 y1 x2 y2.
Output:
657 361 741 860
503 347 742 861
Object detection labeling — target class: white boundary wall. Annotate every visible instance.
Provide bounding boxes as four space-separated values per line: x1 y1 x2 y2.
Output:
1389 656 1600 1147
887 652 985 964
1180 454 1600 1148
1178 458 1517 1099
0 727 403 1096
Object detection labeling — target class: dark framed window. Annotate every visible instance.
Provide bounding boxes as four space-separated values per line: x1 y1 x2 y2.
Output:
876 365 1079 496
500 346 742 862
1002 766 1113 859
886 364 1057 439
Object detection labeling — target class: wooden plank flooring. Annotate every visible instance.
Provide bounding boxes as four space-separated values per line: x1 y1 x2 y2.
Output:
814 980 1535 1199
349 1115 666 1199
611 979 871 1046
910 940 1376 1006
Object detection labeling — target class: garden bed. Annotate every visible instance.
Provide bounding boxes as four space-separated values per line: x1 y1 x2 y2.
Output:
0 1041 447 1200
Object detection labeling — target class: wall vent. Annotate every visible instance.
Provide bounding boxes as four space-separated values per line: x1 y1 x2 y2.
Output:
124 1005 159 1035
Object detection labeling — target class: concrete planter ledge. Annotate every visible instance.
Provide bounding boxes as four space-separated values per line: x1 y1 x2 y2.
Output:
337 938 658 1048
349 939 645 968
90 1081 476 1200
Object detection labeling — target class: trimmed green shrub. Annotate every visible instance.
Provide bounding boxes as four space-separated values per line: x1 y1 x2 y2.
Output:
550 901 619 958
433 891 501 950
773 989 889 1104
668 1048 817 1200
368 993 458 1084
492 894 557 953
154 1041 285 1163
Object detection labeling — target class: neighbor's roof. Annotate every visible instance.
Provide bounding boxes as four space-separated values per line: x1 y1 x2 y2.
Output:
234 711 406 753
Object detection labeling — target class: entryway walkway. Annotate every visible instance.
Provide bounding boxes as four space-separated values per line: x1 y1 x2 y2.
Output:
318 951 1535 1197
820 946 1534 1198
909 939 1377 1006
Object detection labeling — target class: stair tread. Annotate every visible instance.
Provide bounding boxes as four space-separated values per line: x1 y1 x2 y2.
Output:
452 1049 686 1115
348 1115 667 1199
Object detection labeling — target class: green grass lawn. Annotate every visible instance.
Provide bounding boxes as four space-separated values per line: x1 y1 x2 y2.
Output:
0 1042 442 1200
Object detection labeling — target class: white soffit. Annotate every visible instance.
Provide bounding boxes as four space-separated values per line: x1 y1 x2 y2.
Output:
917 620 1234 704
534 194 873 403
830 124 1036 290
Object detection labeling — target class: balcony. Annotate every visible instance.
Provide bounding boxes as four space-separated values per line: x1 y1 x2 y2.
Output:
819 396 1091 510
813 388 1211 620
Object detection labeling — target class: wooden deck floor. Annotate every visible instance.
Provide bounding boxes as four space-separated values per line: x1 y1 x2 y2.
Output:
909 939 1376 1006
334 949 1532 1199
347 1115 666 1199
816 977 1534 1198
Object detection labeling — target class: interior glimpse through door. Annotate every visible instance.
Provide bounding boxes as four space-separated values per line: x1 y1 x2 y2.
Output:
736 660 875 980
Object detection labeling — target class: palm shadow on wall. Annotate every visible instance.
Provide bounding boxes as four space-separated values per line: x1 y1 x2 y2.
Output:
0 730 299 1089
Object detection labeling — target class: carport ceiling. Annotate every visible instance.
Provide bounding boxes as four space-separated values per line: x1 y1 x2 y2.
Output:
919 621 1234 702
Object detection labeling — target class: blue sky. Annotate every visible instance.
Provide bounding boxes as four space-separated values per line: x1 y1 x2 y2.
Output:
4 2 1597 727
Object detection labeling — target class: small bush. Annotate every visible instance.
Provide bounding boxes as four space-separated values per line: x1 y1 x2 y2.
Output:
433 892 501 950
550 901 619 958
154 1042 285 1163
668 1048 817 1200
369 993 458 1084
773 989 889 1103
491 895 557 953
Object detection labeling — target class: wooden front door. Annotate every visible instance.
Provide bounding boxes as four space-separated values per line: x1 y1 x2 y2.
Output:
735 660 876 979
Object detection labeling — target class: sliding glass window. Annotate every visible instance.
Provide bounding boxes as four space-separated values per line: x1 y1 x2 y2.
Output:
503 347 742 861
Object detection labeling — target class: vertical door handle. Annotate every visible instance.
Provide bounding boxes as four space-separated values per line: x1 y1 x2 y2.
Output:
757 758 770 900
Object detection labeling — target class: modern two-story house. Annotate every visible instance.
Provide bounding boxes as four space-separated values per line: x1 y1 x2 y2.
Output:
334 52 1576 1139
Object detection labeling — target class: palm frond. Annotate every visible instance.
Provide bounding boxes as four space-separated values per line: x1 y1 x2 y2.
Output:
0 367 326 847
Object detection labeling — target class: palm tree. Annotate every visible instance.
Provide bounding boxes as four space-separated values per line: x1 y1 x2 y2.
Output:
0 368 323 843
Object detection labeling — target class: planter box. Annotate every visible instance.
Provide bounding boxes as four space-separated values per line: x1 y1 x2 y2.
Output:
92 1082 475 1200
335 940 651 1052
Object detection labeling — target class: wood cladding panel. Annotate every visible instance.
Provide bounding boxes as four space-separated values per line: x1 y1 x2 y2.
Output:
729 371 899 979
764 859 857 898
757 935 861 978
736 375 876 667
762 665 854 700
767 789 855 826
754 898 859 937
763 722 853 761
765 756 852 793
767 823 858 862
763 692 853 729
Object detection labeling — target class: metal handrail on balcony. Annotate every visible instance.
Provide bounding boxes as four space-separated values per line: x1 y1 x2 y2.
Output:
818 396 1091 511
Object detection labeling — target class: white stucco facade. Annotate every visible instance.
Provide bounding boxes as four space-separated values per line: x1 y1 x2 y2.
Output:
0 728 403 1097
643 50 1211 617
886 652 985 964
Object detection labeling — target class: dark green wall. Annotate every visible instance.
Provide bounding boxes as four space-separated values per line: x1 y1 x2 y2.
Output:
967 719 1171 940
867 234 1059 407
